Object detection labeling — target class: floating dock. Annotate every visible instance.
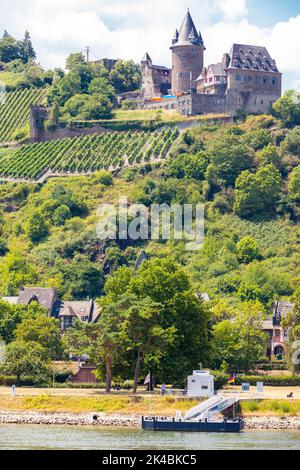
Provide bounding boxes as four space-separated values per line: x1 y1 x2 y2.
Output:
142 417 244 433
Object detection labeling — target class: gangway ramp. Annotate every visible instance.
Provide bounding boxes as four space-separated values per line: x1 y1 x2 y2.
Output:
184 394 240 421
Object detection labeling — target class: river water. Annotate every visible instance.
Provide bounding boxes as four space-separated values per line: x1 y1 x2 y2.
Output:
0 425 299 450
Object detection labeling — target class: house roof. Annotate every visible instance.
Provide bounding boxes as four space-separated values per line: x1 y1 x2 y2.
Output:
57 300 100 323
17 287 57 312
196 62 226 82
173 10 204 47
227 44 279 73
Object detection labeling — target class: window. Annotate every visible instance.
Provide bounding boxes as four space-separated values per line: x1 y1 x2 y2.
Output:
272 79 277 85
202 386 208 390
235 75 241 81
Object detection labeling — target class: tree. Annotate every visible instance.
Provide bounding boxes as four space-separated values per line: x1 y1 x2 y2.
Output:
273 90 300 127
15 316 62 359
234 164 282 217
212 301 267 372
52 205 72 226
88 77 116 102
206 135 254 188
0 251 37 296
80 94 113 120
281 126 300 156
288 166 300 202
109 60 141 93
256 144 281 169
0 301 46 343
243 129 274 151
2 340 50 384
66 52 86 71
26 211 49 242
166 152 209 181
237 237 260 264
21 30 36 62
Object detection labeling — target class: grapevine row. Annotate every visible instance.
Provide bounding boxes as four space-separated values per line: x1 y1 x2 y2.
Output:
0 87 47 143
0 128 179 180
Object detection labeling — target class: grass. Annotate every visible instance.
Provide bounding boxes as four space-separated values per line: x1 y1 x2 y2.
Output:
0 394 200 415
1 393 300 417
112 109 230 123
239 400 300 417
0 71 27 90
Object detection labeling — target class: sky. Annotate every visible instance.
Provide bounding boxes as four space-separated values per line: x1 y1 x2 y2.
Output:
0 0 300 90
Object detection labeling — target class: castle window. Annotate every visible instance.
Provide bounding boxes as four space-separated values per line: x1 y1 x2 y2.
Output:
272 79 277 85
235 75 241 81
261 100 264 104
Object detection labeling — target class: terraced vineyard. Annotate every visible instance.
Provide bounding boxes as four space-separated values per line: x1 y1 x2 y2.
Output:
0 128 180 180
0 87 47 143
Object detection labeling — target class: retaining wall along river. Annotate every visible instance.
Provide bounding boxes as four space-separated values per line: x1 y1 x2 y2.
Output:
0 412 300 430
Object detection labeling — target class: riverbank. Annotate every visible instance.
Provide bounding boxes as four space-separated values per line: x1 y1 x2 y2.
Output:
0 411 300 430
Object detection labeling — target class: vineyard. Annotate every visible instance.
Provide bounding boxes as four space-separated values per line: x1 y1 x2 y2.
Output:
0 87 47 143
0 128 180 180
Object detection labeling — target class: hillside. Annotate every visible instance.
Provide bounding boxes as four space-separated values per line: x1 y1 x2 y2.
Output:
0 128 179 180
0 114 299 307
0 87 47 144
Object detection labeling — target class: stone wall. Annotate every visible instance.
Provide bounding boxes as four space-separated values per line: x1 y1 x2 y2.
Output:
226 69 282 114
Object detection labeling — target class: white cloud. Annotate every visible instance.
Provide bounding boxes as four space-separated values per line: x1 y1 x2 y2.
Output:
0 0 299 88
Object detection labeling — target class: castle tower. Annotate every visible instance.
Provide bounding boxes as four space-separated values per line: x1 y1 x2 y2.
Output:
170 9 205 94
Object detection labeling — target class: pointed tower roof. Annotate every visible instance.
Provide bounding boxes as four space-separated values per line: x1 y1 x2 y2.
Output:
173 9 204 47
172 28 179 44
142 52 152 62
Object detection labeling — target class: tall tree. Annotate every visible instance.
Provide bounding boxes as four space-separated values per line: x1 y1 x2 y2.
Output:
21 30 36 62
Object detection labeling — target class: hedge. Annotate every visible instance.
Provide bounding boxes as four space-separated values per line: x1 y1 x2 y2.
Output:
236 375 300 386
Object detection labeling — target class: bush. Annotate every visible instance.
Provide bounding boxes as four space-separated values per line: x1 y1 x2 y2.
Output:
235 375 300 386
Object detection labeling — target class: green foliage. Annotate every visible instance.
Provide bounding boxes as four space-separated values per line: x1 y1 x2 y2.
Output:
281 126 300 156
15 315 62 359
1 340 50 384
288 166 300 202
109 60 141 93
52 205 72 226
273 90 300 127
0 31 36 64
243 128 274 151
211 300 267 372
206 134 254 188
165 152 209 181
234 165 282 217
26 211 49 242
237 236 260 264
256 144 281 168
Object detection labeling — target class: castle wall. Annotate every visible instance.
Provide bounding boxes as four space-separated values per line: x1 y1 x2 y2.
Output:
178 94 227 116
226 69 282 114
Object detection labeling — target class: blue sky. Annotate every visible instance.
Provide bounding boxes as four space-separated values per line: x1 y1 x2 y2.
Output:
0 0 299 90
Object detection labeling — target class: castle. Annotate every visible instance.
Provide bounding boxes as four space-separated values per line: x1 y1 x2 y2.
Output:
141 10 282 116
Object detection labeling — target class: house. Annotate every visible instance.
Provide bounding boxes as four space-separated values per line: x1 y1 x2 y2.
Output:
262 300 293 357
2 287 100 332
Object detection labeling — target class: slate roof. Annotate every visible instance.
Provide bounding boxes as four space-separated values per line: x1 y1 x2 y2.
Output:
173 10 204 47
57 300 100 323
142 52 152 62
227 44 279 73
17 287 57 312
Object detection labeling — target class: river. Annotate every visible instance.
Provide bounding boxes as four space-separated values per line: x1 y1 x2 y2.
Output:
0 425 299 450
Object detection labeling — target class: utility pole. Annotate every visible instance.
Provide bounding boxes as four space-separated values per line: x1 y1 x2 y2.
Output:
85 46 91 63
